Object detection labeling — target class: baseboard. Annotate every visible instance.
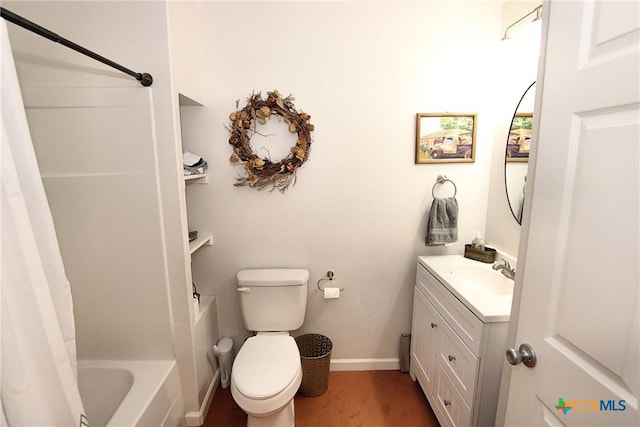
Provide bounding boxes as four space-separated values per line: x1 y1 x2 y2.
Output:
329 358 399 371
185 368 220 426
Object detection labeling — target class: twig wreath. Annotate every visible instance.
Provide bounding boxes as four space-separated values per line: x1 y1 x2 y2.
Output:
227 90 314 192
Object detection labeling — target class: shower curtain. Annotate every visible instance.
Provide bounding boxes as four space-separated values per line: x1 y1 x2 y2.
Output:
1 20 87 426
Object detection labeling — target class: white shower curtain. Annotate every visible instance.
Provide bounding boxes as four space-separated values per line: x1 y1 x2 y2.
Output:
1 20 87 426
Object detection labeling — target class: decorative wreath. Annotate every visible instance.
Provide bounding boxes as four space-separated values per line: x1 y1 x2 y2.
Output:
227 90 314 192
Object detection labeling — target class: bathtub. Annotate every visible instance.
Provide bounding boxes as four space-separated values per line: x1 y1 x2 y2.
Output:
77 360 183 427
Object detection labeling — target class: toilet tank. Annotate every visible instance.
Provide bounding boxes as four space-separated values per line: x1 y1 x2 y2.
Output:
237 269 309 332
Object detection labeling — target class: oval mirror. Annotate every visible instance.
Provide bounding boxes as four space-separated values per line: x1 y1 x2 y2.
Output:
505 81 536 224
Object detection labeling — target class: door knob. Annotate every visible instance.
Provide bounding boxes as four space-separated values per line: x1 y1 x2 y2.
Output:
506 343 537 367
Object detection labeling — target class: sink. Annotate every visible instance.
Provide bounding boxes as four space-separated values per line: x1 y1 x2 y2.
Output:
419 255 514 322
446 265 513 295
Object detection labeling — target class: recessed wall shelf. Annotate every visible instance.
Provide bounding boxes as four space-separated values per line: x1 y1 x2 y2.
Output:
189 233 213 255
179 87 218 425
184 173 208 184
194 295 215 325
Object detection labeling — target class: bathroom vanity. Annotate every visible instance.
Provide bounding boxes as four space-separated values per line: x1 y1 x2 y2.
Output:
410 255 513 427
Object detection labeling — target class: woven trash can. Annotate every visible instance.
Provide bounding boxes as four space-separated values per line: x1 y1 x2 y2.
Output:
295 334 332 397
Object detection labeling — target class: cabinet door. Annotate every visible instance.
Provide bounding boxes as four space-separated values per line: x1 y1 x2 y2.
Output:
411 286 443 398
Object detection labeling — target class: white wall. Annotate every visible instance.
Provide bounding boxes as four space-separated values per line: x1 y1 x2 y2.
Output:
4 0 529 368
168 0 204 101
182 1 514 361
485 0 541 258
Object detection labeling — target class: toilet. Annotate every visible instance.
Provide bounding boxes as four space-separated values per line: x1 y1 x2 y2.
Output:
231 268 309 427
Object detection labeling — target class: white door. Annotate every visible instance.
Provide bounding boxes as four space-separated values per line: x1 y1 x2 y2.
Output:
504 1 639 426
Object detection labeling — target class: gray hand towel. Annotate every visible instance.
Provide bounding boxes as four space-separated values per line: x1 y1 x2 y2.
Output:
425 197 458 245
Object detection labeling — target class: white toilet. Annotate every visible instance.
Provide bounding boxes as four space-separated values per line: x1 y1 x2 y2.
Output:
231 268 309 427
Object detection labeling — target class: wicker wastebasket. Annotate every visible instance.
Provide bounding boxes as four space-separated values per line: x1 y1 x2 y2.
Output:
295 334 332 397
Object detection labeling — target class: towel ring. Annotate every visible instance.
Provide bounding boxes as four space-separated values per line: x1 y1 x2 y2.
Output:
432 175 457 198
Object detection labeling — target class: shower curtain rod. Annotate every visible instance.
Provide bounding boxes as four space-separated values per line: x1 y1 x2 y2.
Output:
0 7 153 87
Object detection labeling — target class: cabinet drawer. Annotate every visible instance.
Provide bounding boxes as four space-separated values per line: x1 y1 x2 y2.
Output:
439 321 479 407
416 264 483 355
434 361 472 427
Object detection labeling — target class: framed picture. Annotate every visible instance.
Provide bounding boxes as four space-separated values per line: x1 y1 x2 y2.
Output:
506 113 532 162
415 112 477 164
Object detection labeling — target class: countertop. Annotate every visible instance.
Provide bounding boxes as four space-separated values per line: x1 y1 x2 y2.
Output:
418 255 513 322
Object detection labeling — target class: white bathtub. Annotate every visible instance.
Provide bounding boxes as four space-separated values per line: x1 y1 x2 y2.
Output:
77 360 183 427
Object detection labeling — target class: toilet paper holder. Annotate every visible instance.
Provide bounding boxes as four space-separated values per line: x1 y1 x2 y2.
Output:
317 270 344 293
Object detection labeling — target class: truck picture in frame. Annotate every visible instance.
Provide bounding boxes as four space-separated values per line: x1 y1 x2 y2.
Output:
416 112 477 164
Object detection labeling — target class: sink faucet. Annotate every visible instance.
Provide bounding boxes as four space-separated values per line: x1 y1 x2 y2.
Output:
493 259 516 280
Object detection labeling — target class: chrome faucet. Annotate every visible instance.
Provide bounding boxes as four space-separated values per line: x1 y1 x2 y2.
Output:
492 259 516 280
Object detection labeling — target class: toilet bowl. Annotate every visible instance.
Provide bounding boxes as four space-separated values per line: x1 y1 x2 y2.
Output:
231 333 302 426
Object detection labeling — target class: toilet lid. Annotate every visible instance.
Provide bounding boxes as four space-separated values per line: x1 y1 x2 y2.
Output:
233 335 301 400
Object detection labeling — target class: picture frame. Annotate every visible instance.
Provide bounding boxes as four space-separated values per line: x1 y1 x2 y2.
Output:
506 112 532 162
415 112 477 164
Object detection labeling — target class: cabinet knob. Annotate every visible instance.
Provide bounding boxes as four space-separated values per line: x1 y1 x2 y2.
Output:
443 399 452 407
448 354 456 362
430 322 437 328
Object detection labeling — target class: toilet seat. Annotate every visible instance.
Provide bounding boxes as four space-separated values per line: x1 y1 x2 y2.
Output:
232 334 301 401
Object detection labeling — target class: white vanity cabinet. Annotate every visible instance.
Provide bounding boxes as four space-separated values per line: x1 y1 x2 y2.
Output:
410 257 510 427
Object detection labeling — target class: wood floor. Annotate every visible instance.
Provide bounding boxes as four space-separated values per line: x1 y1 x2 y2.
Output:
203 370 440 427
